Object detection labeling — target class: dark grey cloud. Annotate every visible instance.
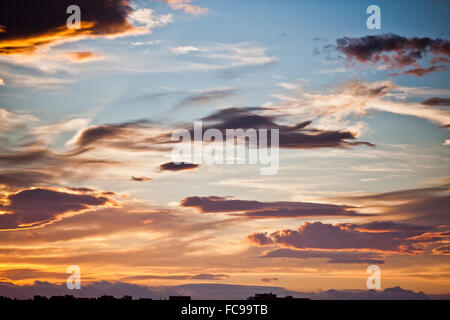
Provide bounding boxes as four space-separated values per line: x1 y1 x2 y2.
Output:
247 221 443 254
180 196 367 218
388 65 447 77
421 97 450 106
0 188 110 230
196 107 374 149
159 162 199 172
0 0 135 55
262 248 385 264
333 34 450 76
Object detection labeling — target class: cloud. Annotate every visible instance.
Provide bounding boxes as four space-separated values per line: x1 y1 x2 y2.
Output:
0 188 110 230
120 273 228 281
62 51 104 63
336 184 450 225
247 221 444 254
163 42 279 71
261 277 279 282
246 232 273 245
0 281 431 300
70 120 170 152
334 34 450 76
261 248 385 264
177 88 237 107
190 274 229 280
432 245 450 255
266 79 450 129
158 0 208 15
0 108 38 133
388 65 447 77
0 268 66 281
170 46 202 55
0 170 56 190
311 286 429 300
130 176 152 182
421 97 450 106
129 8 173 31
197 107 374 149
159 162 199 172
340 221 434 233
180 196 368 218
0 1 171 55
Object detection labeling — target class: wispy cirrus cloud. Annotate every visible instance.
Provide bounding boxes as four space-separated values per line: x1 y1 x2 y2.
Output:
157 0 208 15
266 79 450 131
334 184 450 225
261 248 385 264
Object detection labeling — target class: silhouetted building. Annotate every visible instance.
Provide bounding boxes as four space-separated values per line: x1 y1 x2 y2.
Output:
33 295 48 301
50 295 76 302
169 296 191 301
99 295 115 301
138 298 153 302
248 293 309 301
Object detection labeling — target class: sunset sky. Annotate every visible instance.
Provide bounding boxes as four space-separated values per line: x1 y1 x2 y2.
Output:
0 0 449 297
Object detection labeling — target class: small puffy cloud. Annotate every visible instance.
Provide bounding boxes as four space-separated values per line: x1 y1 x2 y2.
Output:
159 162 199 172
129 8 173 31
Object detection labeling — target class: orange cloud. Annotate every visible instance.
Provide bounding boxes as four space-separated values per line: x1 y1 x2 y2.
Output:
0 1 168 56
63 51 105 63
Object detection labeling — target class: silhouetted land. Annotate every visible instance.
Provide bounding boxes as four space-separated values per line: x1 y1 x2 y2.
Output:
0 294 447 319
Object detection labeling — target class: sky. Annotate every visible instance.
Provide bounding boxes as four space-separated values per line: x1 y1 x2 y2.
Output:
0 0 449 298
